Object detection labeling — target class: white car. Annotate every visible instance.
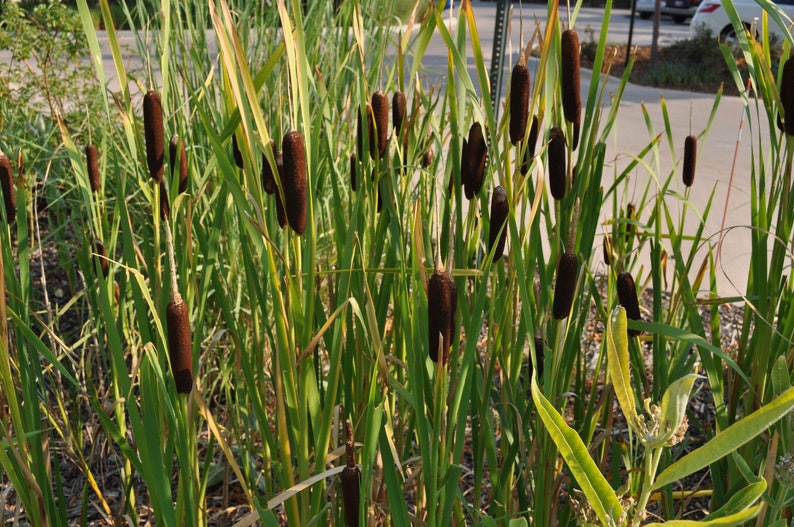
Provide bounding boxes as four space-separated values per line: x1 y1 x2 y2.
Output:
635 0 702 24
690 0 794 41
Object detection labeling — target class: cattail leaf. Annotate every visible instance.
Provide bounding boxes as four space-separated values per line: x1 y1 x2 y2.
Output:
282 131 307 235
606 306 642 435
509 64 530 144
143 90 164 183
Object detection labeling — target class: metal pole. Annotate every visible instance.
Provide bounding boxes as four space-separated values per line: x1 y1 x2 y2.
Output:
489 0 510 118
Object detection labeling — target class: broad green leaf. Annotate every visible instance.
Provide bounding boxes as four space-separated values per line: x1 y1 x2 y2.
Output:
645 503 762 527
652 385 794 490
508 519 529 527
649 374 700 448
531 377 623 525
607 307 641 435
704 479 766 520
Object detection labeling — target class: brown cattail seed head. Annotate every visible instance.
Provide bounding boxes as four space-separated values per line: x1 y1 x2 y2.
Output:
625 203 636 242
509 64 530 144
782 59 794 135
143 90 164 183
0 155 15 222
261 139 277 195
282 131 307 235
422 148 434 169
602 236 614 266
617 272 642 336
548 126 567 200
462 122 487 200
232 133 244 169
682 134 697 187
276 153 287 228
371 91 389 159
561 29 582 126
93 239 109 278
552 250 578 320
86 144 100 193
488 186 509 262
393 91 407 136
350 153 357 192
341 421 361 527
170 135 189 194
534 336 545 379
428 270 457 364
166 298 193 394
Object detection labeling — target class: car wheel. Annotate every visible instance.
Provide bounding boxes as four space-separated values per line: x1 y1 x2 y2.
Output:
720 23 753 46
639 12 652 19
672 15 687 24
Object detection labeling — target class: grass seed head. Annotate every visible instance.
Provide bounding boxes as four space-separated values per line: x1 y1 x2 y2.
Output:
282 131 307 235
552 250 578 320
170 135 189 194
393 91 407 136
463 122 487 200
617 272 642 336
548 126 567 200
682 134 697 187
143 90 164 183
261 139 277 195
561 29 582 126
372 91 389 159
509 64 530 144
93 239 109 278
428 270 457 364
86 144 100 193
488 185 509 262
0 154 16 222
166 298 193 395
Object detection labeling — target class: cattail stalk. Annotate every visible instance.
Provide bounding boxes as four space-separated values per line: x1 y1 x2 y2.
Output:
143 90 164 183
510 63 530 144
282 131 307 235
0 154 16 222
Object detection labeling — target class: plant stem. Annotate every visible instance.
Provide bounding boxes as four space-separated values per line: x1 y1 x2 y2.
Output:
633 446 663 527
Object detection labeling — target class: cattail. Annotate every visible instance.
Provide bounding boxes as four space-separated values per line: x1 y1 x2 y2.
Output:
232 133 244 169
552 250 578 320
602 236 613 266
422 148 434 169
159 180 170 220
371 91 389 159
548 126 567 200
682 134 697 187
166 296 193 394
393 91 406 136
276 153 287 228
561 29 581 126
572 119 581 151
86 144 100 193
428 270 457 364
625 203 635 242
783 59 794 135
341 420 361 527
488 186 509 262
350 153 357 192
617 272 642 336
282 131 307 235
143 90 164 183
0 154 16 222
93 239 109 278
509 63 530 144
261 139 277 195
462 122 487 200
170 135 189 194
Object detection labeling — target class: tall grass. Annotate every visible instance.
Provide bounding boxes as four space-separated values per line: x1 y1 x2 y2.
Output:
1 0 793 525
